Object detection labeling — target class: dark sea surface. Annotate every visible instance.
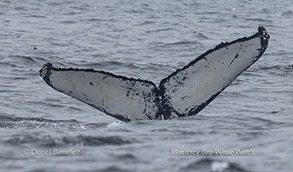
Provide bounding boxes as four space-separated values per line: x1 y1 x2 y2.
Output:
0 0 292 171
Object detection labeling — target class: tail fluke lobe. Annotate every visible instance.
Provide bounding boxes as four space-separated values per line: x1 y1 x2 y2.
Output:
40 63 160 122
159 26 269 118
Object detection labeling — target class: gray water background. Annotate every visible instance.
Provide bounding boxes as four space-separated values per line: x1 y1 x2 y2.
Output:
0 0 293 171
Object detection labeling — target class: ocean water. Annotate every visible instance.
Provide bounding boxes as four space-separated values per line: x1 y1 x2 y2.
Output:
0 0 292 171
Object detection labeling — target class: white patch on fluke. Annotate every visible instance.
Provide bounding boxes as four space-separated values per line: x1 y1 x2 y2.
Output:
40 27 269 122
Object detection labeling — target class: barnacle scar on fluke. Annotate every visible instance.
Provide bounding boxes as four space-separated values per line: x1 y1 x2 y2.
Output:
39 26 269 122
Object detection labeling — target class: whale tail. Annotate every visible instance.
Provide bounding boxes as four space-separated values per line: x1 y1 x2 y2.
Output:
40 27 269 122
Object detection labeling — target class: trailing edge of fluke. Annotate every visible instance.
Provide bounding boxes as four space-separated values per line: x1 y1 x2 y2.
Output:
40 26 269 122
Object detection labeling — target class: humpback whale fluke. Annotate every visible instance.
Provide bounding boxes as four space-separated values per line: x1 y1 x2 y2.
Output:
40 27 269 122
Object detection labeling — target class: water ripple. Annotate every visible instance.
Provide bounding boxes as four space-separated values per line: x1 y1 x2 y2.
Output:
4 134 132 147
180 158 249 172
